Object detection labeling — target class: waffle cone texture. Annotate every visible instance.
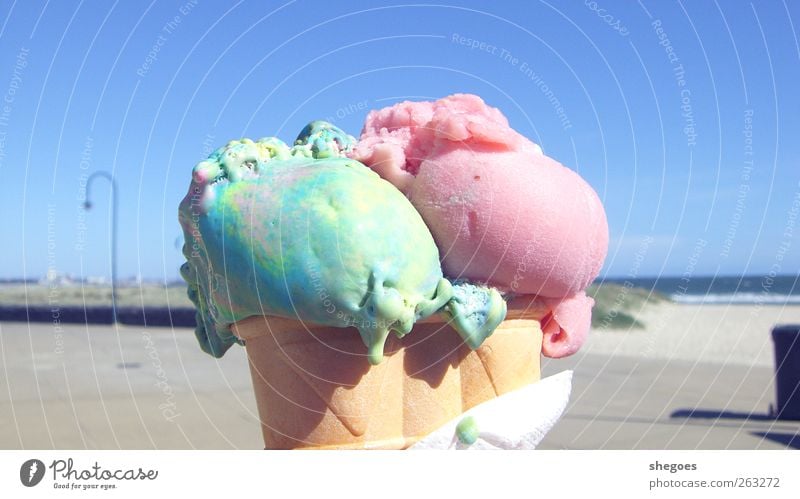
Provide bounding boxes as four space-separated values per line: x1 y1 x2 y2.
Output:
232 297 546 449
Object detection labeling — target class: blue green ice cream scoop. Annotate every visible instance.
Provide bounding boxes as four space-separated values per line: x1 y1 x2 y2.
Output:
178 122 505 364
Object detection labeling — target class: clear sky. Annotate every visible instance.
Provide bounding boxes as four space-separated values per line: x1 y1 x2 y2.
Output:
0 0 798 283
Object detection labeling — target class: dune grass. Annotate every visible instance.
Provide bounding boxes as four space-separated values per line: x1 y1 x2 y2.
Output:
2 282 664 331
587 283 668 330
0 284 193 308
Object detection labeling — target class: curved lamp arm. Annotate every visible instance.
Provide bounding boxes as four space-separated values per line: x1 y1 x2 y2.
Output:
83 171 119 323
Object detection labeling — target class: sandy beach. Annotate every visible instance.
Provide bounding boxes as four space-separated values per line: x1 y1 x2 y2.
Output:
584 301 800 367
5 283 799 368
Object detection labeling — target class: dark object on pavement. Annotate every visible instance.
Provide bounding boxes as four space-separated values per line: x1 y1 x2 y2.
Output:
771 324 800 420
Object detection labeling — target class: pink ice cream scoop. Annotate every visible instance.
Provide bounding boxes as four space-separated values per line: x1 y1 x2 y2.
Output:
349 94 609 358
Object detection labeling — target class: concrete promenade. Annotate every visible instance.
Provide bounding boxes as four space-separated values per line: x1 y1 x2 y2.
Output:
1 322 797 449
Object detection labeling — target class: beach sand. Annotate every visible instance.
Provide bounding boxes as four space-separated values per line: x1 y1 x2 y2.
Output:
584 302 800 367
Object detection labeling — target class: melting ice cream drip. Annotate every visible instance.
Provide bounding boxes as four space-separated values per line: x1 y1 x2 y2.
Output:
357 272 453 365
445 281 507 349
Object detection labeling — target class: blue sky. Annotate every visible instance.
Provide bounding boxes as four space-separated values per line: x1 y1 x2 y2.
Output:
0 0 798 282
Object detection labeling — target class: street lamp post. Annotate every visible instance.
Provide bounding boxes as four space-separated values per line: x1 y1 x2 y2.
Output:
83 171 119 324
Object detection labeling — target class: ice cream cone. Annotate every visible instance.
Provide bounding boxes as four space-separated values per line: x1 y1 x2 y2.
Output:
231 296 546 449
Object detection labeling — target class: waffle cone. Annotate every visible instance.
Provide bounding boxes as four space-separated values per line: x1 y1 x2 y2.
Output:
232 296 546 449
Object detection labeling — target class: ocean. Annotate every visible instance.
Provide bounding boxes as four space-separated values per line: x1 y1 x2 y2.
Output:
602 275 800 305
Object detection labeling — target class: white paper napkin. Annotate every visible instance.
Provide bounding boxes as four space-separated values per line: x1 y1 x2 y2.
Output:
409 370 573 450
